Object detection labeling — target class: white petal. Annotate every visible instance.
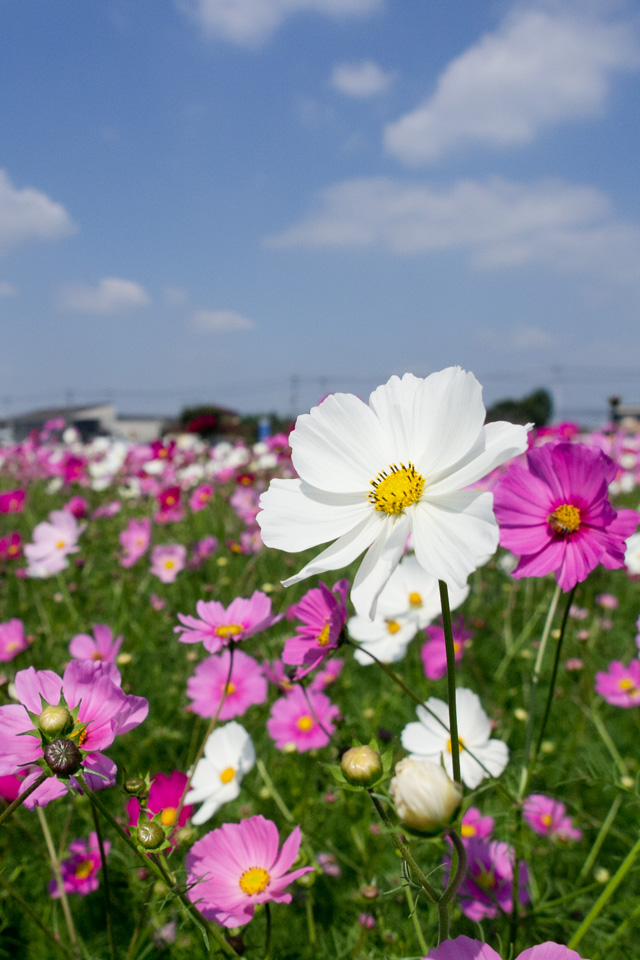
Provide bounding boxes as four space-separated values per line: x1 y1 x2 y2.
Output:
411 368 486 476
367 373 423 462
258 478 370 552
459 740 509 789
455 688 491 745
291 392 394 493
427 421 530 495
410 492 498 588
351 513 410 619
282 513 382 587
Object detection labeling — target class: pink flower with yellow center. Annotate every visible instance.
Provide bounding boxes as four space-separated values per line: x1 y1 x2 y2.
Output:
150 544 186 583
267 685 339 752
595 660 640 707
186 649 267 720
282 579 349 679
175 591 281 653
523 794 582 842
69 624 123 663
0 618 28 662
186 815 313 927
49 833 110 898
126 771 193 846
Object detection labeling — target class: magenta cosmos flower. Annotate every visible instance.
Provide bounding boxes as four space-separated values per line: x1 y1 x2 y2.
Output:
425 936 588 959
150 543 186 583
421 616 472 681
494 442 639 592
0 489 25 514
49 833 110 898
267 685 339 752
523 794 582 842
282 579 349 679
69 624 123 663
175 591 281 654
119 517 151 568
450 837 529 921
126 771 193 845
0 618 28 662
0 661 148 807
186 814 313 926
187 649 267 720
595 660 640 707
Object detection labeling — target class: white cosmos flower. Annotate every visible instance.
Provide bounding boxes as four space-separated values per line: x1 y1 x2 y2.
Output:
257 369 528 619
624 532 640 576
348 553 469 664
185 722 255 825
401 688 509 790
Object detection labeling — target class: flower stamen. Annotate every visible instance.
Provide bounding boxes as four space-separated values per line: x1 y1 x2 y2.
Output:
368 463 425 516
239 866 270 895
548 503 581 535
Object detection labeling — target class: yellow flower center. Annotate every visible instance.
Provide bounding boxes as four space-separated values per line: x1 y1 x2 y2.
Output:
461 824 475 838
446 737 465 753
77 728 88 746
223 682 236 695
317 623 331 646
161 807 177 826
164 560 175 569
7 545 18 556
368 463 425 515
476 870 495 890
215 624 243 638
6 641 19 651
297 715 314 731
408 591 422 607
75 860 93 880
386 620 401 634
618 678 638 694
91 651 104 661
548 503 581 535
56 539 66 549
220 767 236 784
541 814 553 827
239 866 270 895
165 495 176 505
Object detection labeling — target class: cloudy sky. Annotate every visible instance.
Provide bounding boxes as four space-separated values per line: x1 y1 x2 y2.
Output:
2 0 640 423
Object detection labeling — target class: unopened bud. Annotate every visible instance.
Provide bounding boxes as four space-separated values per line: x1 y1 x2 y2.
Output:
138 821 165 850
389 757 462 833
341 745 382 787
124 777 148 798
43 738 82 777
38 705 73 738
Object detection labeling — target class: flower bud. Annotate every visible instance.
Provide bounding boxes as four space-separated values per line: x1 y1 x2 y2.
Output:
341 745 382 787
137 821 165 850
38 705 73 738
124 777 148 798
43 738 82 777
389 757 462 833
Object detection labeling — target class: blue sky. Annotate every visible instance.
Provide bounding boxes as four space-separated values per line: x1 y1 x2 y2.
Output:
2 0 640 424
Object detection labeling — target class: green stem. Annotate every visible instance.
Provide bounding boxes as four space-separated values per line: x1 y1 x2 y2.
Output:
588 703 628 778
89 797 115 960
56 573 80 625
305 892 317 947
264 901 272 960
0 873 74 960
0 771 49 827
578 794 623 882
368 792 440 902
76 774 240 959
405 883 428 956
438 580 460 785
568 833 640 951
256 757 295 824
37 806 80 960
124 881 153 960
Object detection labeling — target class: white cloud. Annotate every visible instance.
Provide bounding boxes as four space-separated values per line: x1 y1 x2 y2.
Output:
330 60 393 98
0 281 17 296
385 4 640 165
58 277 151 315
177 0 381 47
0 169 76 255
477 324 557 352
266 175 640 284
192 308 256 332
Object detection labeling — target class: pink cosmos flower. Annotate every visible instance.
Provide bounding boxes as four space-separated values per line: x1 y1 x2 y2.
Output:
494 442 640 591
0 661 148 807
0 489 25 514
449 837 529 921
523 794 582 842
154 486 184 524
425 936 587 959
595 660 640 707
0 774 23 802
150 593 167 611
188 535 219 568
69 624 123 663
186 814 313 926
49 833 110 898
64 496 89 519
309 657 344 691
596 593 618 610
150 544 186 583
0 532 21 562
262 658 296 694
282 579 349 680
175 591 281 654
267 685 339 752
189 483 214 512
126 771 193 846
460 807 494 842
24 509 85 578
92 500 121 519
119 517 151 568
187 649 267 720
0 618 28 662
421 616 472 681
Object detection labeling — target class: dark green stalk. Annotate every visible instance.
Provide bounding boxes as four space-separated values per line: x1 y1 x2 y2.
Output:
368 792 440 901
89 796 115 960
0 771 49 827
438 580 460 784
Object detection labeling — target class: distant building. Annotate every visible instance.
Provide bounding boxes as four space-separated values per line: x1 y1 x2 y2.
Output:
0 403 171 444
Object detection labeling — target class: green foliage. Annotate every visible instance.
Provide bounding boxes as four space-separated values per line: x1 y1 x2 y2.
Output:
486 388 553 426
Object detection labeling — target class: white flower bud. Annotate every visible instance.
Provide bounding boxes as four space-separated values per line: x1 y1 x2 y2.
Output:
389 757 462 833
341 745 382 787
